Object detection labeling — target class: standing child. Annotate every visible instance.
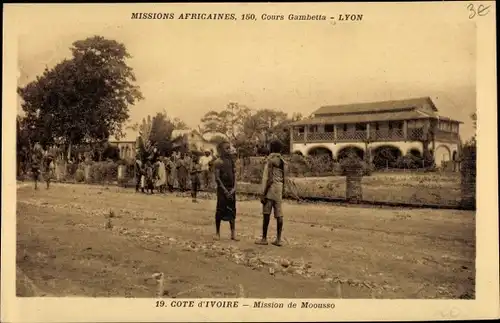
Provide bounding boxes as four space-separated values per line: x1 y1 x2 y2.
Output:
189 153 202 202
155 157 167 193
176 153 189 191
213 141 238 241
31 143 44 190
144 159 155 194
255 140 286 247
199 150 213 190
134 158 144 193
166 155 176 192
43 154 56 189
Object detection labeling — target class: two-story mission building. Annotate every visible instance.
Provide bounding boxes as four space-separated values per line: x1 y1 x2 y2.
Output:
288 97 462 168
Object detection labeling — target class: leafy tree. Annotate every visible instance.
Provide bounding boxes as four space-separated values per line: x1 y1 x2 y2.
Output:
200 102 251 144
171 117 189 130
241 109 288 144
17 35 144 160
467 112 477 146
136 112 187 160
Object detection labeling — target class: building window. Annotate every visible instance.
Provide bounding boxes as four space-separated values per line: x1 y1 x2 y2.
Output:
342 124 348 132
374 122 380 131
309 125 318 133
355 123 366 131
389 121 403 130
298 127 304 133
325 124 334 132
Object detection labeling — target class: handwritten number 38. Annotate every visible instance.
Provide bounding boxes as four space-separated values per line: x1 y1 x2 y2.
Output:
468 3 490 19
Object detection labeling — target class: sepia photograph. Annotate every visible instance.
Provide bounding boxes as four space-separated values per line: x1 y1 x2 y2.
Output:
2 2 498 322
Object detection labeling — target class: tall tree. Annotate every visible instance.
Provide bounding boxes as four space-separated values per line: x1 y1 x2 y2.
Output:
17 35 144 159
199 102 251 143
136 112 187 160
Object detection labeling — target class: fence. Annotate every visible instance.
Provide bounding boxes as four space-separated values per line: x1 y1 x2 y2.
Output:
18 155 475 210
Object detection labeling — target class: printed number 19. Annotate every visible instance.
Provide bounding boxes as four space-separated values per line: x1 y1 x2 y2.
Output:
156 300 165 307
242 14 256 20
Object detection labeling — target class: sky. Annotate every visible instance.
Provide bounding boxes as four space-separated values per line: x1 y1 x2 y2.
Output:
16 5 477 142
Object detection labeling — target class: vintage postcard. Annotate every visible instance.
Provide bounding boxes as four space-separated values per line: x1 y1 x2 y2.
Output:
2 2 498 322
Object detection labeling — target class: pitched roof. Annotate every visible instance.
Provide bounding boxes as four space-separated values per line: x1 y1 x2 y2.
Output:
290 111 463 126
290 110 432 126
313 97 438 116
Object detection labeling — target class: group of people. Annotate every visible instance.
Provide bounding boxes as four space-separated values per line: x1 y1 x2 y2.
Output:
29 143 56 190
133 139 287 246
134 150 217 202
27 139 288 247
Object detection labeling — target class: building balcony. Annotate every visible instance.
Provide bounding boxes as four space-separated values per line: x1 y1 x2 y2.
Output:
292 128 427 143
435 130 460 142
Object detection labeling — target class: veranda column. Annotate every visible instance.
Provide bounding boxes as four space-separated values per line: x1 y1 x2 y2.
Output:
333 124 337 142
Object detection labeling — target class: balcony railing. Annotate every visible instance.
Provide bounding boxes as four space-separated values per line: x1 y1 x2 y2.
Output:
368 129 404 141
337 130 367 141
408 128 425 141
292 127 427 143
435 130 459 142
307 132 336 141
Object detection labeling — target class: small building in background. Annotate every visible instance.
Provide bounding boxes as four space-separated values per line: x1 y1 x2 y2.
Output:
109 131 137 160
172 129 218 155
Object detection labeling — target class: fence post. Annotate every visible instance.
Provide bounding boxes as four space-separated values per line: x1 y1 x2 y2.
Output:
460 145 476 210
117 164 127 187
84 164 91 183
343 156 364 203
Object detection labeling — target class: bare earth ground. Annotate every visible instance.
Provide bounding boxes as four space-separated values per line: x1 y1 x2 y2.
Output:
16 183 475 299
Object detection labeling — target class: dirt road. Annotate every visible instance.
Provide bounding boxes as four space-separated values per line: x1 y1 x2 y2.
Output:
16 183 475 299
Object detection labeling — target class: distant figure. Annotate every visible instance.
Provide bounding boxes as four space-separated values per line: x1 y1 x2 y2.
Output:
256 140 286 247
199 150 213 189
176 153 189 191
213 141 238 241
31 143 44 190
43 154 56 189
144 159 155 194
189 153 202 202
165 155 176 192
155 157 167 193
134 158 144 193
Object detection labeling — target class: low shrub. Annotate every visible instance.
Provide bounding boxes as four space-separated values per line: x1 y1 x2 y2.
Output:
89 161 118 183
75 168 85 182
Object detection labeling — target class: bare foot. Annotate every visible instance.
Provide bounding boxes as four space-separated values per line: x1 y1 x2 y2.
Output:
213 235 220 241
231 237 240 242
255 239 269 245
271 240 282 247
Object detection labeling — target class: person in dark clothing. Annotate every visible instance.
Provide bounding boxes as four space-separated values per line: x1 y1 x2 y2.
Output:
176 153 189 191
43 154 55 189
189 153 202 202
144 159 155 194
255 139 286 247
31 144 43 190
213 141 238 241
134 158 144 193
